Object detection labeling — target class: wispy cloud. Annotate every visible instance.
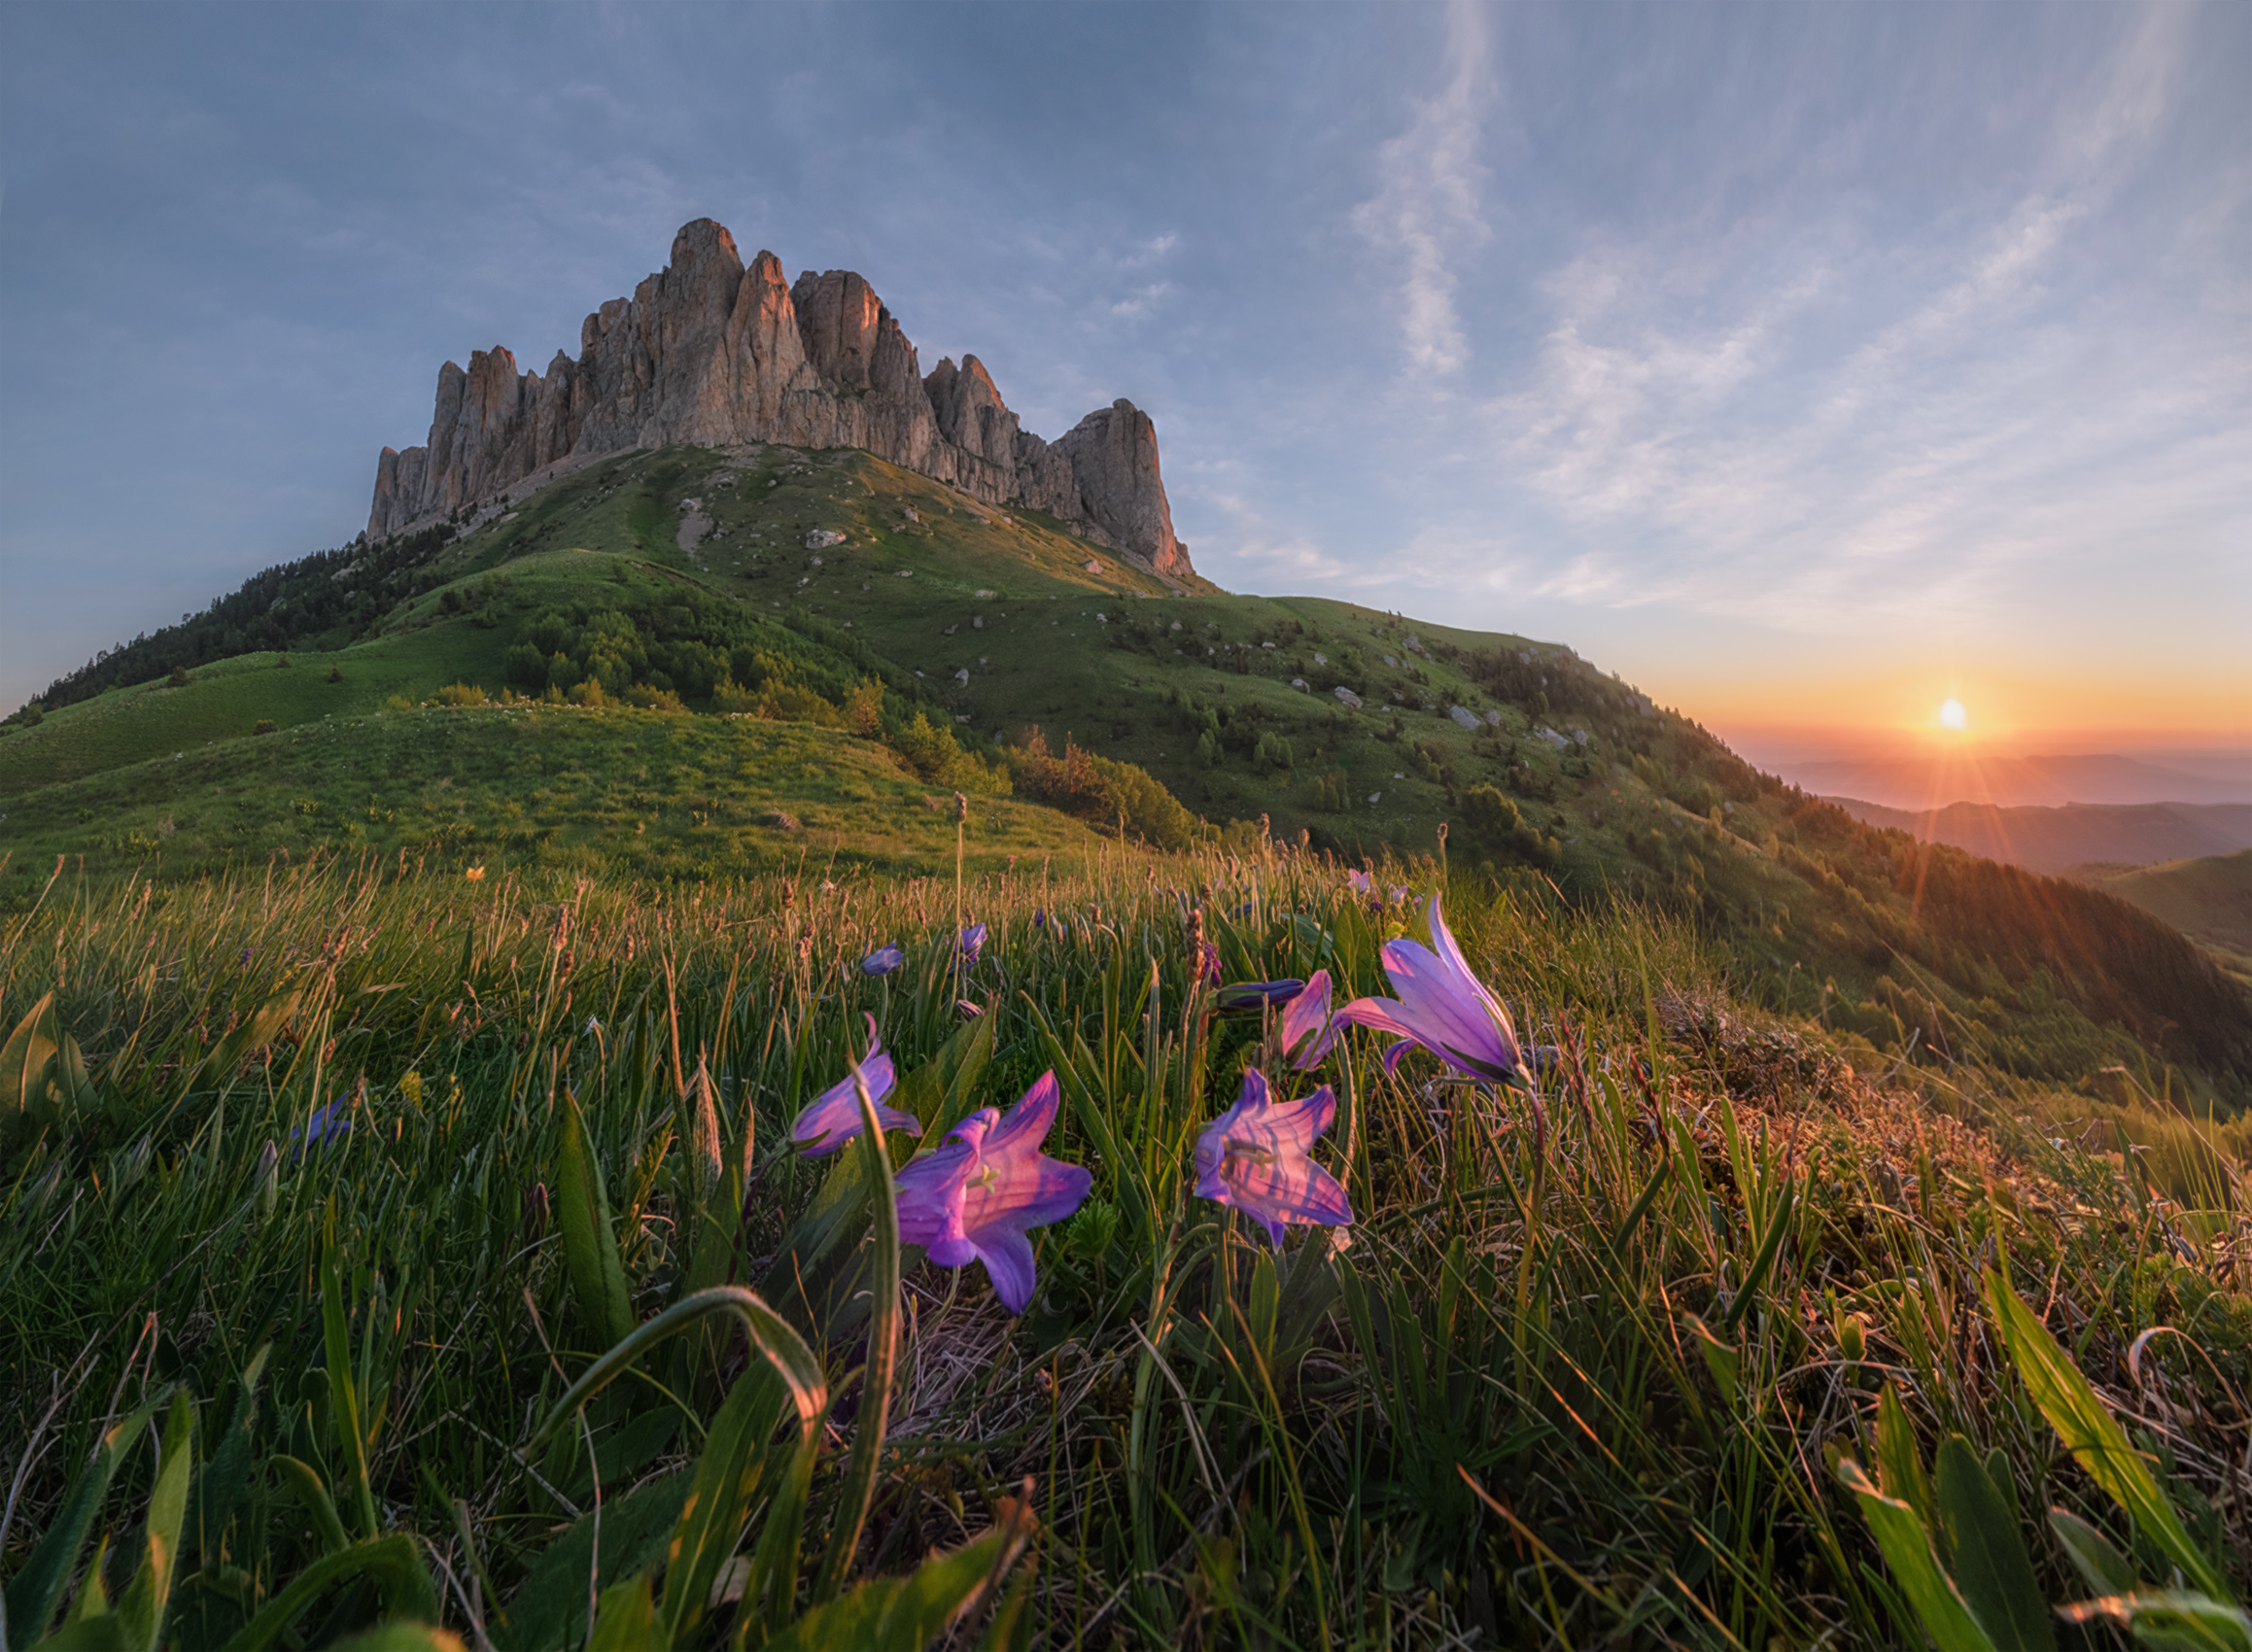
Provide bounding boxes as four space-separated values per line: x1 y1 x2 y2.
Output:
1351 0 1492 379
1447 3 2245 645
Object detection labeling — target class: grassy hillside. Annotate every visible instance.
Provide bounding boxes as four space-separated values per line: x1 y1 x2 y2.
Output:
3 852 2248 1648
8 441 2252 1106
0 703 1108 881
2091 848 2252 976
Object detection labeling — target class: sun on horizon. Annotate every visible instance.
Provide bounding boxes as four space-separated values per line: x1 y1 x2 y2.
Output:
1937 698 1968 731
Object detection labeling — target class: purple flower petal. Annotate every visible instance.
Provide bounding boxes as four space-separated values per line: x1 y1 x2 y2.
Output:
957 922 987 963
1217 979 1306 1013
1193 1070 1353 1248
789 1015 920 1155
1280 970 1338 1069
861 944 906 977
1333 896 1523 1083
890 1072 1090 1313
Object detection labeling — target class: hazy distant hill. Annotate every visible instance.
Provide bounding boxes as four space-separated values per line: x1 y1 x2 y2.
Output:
1826 797 2252 874
1785 750 2252 809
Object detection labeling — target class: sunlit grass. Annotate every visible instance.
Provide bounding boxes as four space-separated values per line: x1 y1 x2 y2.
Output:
2 846 2247 1647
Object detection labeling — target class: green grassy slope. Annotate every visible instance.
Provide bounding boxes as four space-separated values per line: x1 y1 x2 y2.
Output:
8 439 2252 1104
2094 848 2252 974
0 703 1106 880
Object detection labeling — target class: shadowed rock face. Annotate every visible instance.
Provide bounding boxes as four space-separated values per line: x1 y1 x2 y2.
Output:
367 218 1193 582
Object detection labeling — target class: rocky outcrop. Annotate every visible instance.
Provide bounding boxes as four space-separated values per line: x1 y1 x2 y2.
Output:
367 219 1193 581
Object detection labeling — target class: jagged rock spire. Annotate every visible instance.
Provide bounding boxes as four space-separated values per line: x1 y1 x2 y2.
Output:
368 218 1192 581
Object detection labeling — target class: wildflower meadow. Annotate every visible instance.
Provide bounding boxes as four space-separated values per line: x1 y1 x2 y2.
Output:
2 839 2249 1649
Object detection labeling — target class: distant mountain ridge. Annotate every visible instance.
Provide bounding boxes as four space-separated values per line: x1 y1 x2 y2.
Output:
367 218 1194 583
1784 750 2252 810
1827 797 2252 874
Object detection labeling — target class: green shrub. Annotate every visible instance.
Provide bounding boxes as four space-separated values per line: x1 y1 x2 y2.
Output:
254 718 276 735
433 682 490 707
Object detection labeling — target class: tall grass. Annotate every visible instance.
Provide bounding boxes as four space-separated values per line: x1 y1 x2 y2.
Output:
2 843 2248 1647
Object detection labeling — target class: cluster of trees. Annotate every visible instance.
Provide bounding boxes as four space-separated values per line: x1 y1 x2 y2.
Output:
1010 728 1196 849
33 525 455 711
500 588 865 710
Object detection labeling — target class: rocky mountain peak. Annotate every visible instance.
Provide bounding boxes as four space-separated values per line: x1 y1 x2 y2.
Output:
367 220 1193 583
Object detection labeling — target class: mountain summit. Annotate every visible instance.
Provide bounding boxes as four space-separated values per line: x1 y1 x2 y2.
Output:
366 218 1194 582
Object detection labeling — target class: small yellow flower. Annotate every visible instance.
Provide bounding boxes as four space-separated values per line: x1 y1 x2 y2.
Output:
465 866 485 881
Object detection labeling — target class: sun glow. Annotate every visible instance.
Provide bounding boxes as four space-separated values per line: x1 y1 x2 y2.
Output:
1937 699 1967 731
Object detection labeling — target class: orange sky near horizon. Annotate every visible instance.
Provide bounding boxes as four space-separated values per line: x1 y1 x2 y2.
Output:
1660 661 2251 759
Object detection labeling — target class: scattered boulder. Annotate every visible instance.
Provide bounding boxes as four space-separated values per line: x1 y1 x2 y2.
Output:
1449 706 1480 730
1334 687 1364 708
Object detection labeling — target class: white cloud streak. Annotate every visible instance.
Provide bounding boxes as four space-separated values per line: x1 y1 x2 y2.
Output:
1351 0 1493 378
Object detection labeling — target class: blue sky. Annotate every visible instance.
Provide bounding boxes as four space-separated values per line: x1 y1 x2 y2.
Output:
4 1 2246 752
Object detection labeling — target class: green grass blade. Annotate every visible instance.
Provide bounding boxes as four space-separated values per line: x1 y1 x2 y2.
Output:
658 1365 790 1645
214 1535 437 1652
763 1492 1036 1652
109 1390 193 1652
321 1244 382 1542
555 1088 636 1352
2050 1506 2138 1596
1837 1458 1997 1652
2057 1591 2252 1651
811 1072 902 1605
1985 1274 2232 1601
1935 1434 2054 1652
273 1457 351 1559
588 1572 666 1652
523 1287 825 1458
3 1396 163 1644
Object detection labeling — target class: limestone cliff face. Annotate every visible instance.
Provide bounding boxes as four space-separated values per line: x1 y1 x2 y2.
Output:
368 219 1193 581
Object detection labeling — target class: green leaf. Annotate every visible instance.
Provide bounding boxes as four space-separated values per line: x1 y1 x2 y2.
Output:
762 1492 1037 1652
324 1627 470 1652
555 1088 636 1351
321 1245 382 1542
105 1390 193 1652
658 1365 791 1645
187 1347 272 1561
3 1395 164 1644
273 1457 352 1559
588 1572 666 1652
214 1534 437 1652
2058 1591 2252 1651
811 1073 904 1605
501 1471 689 1652
2050 1507 2139 1597
1685 1315 1739 1410
190 992 301 1097
1872 1384 1935 1530
0 991 98 1123
1837 1458 1998 1652
1934 1434 2053 1652
1985 1274 2232 1601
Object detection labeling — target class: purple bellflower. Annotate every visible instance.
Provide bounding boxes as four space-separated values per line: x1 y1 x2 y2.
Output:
861 944 906 977
957 923 988 965
292 1095 352 1156
892 1071 1091 1314
1278 969 1341 1070
1194 1069 1354 1248
1346 869 1374 897
1215 978 1305 1013
789 1015 920 1156
1333 895 1526 1084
